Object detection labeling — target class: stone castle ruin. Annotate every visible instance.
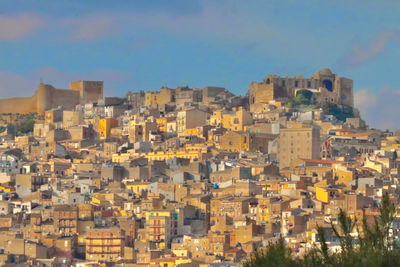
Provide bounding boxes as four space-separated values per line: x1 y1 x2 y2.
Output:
249 68 353 112
0 80 103 115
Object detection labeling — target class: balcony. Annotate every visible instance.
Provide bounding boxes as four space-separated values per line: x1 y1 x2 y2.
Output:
87 250 121 254
59 225 76 228
88 244 121 247
86 237 123 240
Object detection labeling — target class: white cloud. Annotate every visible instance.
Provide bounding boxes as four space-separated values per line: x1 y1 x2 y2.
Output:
52 2 278 46
0 67 130 98
0 71 37 98
0 13 44 40
354 88 377 114
354 88 400 130
60 14 119 41
344 31 400 67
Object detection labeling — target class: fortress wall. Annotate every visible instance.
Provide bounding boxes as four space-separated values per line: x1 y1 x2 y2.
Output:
0 97 37 114
52 89 80 110
0 85 80 115
0 80 104 115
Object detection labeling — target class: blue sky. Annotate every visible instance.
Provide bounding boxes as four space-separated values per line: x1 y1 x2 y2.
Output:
0 0 399 129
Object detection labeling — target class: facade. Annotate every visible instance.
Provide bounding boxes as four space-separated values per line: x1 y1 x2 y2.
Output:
98 118 118 139
85 228 125 262
53 205 78 236
177 109 208 137
278 127 321 169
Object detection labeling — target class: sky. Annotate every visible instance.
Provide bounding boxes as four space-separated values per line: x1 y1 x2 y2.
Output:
0 0 399 130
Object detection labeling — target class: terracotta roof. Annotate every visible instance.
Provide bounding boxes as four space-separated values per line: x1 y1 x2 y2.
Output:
299 158 346 164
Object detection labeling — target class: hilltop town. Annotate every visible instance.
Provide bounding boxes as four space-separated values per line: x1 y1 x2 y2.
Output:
0 68 398 266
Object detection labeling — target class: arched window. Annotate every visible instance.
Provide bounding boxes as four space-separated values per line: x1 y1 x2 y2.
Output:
323 80 333 91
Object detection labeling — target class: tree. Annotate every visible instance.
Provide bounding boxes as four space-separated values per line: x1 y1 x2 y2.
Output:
243 194 400 267
318 101 354 122
286 90 314 108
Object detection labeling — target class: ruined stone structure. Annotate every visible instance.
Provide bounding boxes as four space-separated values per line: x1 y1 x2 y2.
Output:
0 81 103 115
249 68 353 112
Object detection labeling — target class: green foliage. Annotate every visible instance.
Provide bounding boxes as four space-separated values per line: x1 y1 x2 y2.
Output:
6 113 37 137
318 101 354 122
16 119 35 136
243 239 300 267
286 90 315 108
242 194 400 267
6 123 15 136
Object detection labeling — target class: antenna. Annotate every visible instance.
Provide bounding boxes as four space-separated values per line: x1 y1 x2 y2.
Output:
40 77 43 84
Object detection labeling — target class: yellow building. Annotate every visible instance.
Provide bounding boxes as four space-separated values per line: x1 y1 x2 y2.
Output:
210 110 223 126
158 87 175 106
219 131 250 152
316 186 329 203
125 182 150 194
144 92 160 107
334 168 354 186
184 128 198 136
221 107 253 131
156 117 168 132
150 257 192 267
112 153 131 163
98 118 118 139
144 88 174 107
131 147 207 162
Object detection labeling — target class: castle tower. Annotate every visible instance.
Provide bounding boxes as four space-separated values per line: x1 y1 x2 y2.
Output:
70 80 103 104
35 83 54 115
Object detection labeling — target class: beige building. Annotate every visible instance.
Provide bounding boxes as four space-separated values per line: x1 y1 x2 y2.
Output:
85 228 125 262
177 109 208 137
278 127 321 169
63 110 83 129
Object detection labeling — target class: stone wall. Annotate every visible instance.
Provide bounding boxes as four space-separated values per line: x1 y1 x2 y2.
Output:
0 97 36 114
0 81 102 115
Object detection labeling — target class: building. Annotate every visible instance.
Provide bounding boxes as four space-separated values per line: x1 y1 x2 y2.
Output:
63 110 83 129
85 228 125 262
145 209 182 248
126 91 145 111
98 118 118 139
278 127 321 169
53 205 78 236
177 109 208 137
249 68 353 112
